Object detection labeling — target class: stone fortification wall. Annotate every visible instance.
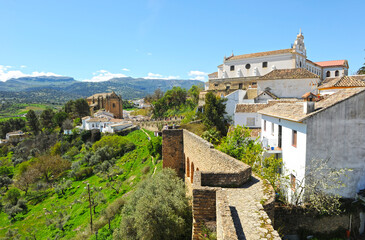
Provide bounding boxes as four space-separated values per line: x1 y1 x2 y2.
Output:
183 130 251 188
162 129 278 240
216 189 238 240
162 129 184 178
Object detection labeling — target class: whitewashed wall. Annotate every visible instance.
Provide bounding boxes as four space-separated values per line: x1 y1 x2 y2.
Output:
218 53 294 78
257 78 318 98
261 115 307 203
234 112 261 128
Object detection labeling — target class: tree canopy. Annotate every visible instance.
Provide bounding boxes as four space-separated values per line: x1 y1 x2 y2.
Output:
202 92 228 136
114 169 192 240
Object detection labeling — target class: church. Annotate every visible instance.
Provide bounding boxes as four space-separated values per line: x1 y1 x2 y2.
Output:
206 30 349 98
86 91 123 119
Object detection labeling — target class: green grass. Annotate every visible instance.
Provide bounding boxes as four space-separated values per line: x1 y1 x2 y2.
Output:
0 103 60 118
0 129 162 239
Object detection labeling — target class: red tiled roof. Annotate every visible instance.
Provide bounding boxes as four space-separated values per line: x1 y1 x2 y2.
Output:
226 49 293 61
315 60 348 68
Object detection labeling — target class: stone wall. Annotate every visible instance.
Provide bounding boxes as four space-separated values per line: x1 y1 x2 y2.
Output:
162 129 184 178
163 129 253 239
274 206 360 237
216 189 238 240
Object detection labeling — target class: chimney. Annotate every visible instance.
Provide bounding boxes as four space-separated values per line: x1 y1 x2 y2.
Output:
303 102 315 114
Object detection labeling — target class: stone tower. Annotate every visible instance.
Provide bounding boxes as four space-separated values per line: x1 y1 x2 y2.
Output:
86 91 123 119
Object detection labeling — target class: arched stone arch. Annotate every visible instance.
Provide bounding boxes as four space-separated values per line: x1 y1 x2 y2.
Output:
326 71 331 77
191 162 194 183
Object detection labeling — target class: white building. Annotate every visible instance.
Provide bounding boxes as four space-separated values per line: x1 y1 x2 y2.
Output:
258 88 365 200
81 116 132 133
234 99 300 128
209 30 348 82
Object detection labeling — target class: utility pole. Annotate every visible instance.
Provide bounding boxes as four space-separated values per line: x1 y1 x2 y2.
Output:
87 183 93 232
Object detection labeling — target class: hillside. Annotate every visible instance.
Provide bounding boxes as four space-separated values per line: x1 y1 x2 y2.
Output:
0 76 203 100
0 129 163 239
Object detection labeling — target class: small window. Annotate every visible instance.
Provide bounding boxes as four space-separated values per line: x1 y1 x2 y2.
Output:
238 83 243 89
299 61 302 68
214 83 219 87
262 62 268 68
247 117 255 126
226 85 230 91
245 64 251 69
335 70 339 76
271 122 274 135
292 130 297 147
113 103 116 108
291 174 296 191
92 124 95 128
251 82 257 86
264 120 266 131
326 71 330 77
230 65 235 71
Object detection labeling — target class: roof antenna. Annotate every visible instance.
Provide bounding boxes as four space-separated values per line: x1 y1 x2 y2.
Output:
231 50 234 57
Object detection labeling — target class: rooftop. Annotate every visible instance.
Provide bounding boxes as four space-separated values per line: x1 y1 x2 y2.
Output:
226 49 293 61
236 99 300 113
319 75 365 89
259 88 365 122
260 68 319 80
315 60 348 68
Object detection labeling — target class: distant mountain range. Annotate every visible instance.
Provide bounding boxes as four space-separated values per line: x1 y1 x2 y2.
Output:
0 76 203 100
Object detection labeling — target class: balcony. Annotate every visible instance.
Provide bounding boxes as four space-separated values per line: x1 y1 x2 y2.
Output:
261 137 282 154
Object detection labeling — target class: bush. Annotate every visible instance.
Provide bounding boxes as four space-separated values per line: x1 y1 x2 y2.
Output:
74 167 93 181
141 166 150 174
92 135 135 157
114 169 192 240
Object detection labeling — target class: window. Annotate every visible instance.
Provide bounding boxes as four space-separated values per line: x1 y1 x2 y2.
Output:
292 130 297 147
299 61 302 68
326 71 330 77
291 174 296 191
251 82 257 86
247 117 255 126
238 83 243 89
230 65 235 71
271 122 274 135
264 120 266 131
92 124 95 128
113 103 116 108
262 62 268 68
245 64 251 69
214 83 219 87
335 70 339 76
226 85 230 91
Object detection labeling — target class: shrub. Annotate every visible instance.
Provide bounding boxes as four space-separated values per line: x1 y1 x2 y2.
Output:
141 166 150 174
74 167 93 181
114 169 192 240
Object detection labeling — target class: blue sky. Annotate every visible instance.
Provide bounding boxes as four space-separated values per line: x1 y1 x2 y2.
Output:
0 0 364 82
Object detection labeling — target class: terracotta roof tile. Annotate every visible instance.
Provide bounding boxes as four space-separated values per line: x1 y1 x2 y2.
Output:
208 72 218 78
260 68 319 80
319 75 365 89
236 99 300 113
315 60 348 68
259 88 365 122
226 49 294 61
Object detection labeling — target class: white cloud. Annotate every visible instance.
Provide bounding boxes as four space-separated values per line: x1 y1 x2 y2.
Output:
144 72 180 80
83 70 128 82
20 65 27 68
0 65 61 82
122 68 130 71
188 70 208 81
147 52 152 56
